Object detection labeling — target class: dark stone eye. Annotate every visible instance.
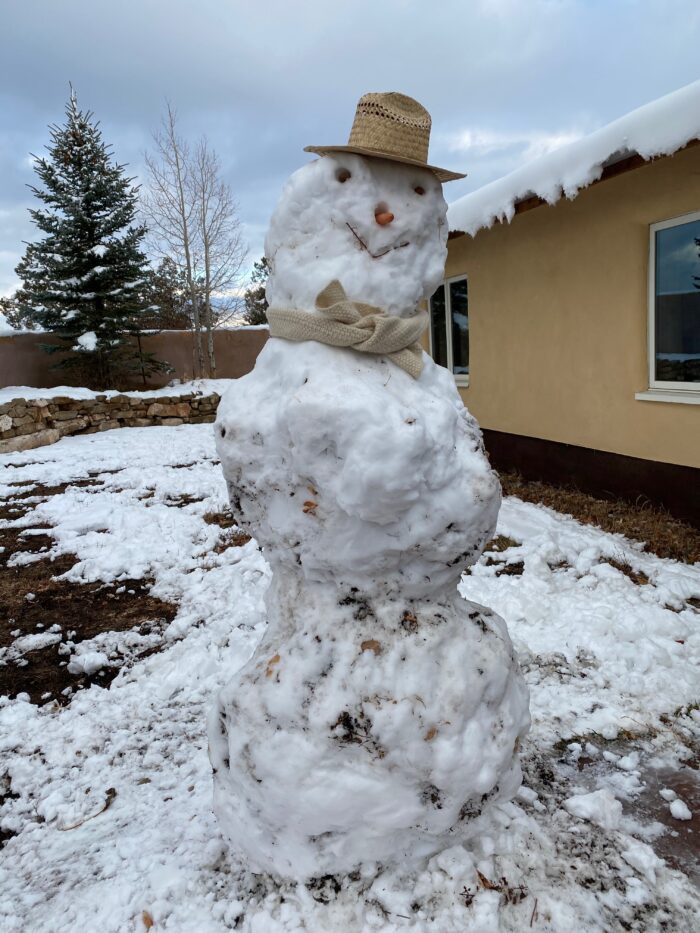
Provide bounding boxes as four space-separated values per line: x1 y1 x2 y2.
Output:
414 186 425 196
336 168 351 183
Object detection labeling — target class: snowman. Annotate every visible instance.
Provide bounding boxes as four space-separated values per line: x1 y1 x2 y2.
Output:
209 93 529 881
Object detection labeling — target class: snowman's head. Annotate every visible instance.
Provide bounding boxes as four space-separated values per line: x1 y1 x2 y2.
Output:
265 153 448 317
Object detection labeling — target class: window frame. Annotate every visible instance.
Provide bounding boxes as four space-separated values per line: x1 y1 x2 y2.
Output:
636 209 700 405
428 273 470 387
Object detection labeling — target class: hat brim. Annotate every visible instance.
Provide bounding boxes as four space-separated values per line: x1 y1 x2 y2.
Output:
303 145 465 183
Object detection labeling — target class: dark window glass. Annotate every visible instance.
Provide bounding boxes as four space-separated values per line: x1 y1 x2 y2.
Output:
449 278 469 375
429 284 447 368
654 218 700 383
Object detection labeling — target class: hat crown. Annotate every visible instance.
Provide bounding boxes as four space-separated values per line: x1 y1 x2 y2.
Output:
348 92 432 165
353 93 432 131
303 91 465 182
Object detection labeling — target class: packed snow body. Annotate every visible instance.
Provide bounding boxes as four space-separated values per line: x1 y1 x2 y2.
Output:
211 342 529 877
211 153 529 878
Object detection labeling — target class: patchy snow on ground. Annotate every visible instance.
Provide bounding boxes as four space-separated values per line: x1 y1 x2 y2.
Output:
0 378 234 406
1 423 699 932
448 77 700 236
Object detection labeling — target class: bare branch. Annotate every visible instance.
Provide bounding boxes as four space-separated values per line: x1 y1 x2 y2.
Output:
190 135 248 374
142 103 205 375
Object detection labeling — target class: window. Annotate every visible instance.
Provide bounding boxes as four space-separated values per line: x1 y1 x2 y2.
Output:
429 275 469 384
637 211 700 404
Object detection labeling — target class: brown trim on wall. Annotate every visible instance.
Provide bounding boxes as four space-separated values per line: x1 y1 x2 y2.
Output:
448 137 700 240
482 429 700 528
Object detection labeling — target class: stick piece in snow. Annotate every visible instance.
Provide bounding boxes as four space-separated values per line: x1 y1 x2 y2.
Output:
57 787 117 831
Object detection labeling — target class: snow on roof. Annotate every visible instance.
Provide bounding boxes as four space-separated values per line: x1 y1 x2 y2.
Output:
448 79 700 237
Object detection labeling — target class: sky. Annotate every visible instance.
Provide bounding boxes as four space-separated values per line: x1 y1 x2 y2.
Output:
656 218 700 295
1 0 699 296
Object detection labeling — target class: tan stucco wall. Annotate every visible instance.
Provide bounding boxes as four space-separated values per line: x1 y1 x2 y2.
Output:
0 328 268 391
445 144 700 468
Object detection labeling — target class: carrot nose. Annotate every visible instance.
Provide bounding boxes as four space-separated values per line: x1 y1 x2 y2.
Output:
375 210 394 226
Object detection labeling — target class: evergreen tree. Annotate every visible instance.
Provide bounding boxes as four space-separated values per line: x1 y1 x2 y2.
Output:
14 90 167 387
143 257 191 330
242 256 270 325
0 293 36 331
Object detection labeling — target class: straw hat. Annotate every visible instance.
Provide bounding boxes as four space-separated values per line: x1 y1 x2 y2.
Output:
305 92 465 183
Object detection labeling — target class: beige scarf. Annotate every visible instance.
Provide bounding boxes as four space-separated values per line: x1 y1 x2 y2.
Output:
266 280 427 378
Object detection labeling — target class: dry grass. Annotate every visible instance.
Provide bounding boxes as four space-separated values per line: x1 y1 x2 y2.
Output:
605 558 650 585
203 510 252 552
500 472 700 565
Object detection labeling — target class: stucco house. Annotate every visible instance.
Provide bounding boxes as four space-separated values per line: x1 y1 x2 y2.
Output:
432 80 700 526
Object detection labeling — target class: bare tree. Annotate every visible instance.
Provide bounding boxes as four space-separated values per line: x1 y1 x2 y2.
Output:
192 138 247 376
142 104 204 377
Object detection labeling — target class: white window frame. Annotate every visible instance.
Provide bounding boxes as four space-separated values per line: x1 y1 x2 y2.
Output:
428 274 470 388
636 209 700 405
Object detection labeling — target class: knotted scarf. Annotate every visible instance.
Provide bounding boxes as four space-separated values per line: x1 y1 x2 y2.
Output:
266 280 427 378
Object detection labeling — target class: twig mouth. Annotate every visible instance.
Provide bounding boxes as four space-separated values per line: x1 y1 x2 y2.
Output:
346 222 409 259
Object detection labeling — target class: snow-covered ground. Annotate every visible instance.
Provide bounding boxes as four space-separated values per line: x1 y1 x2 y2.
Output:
0 378 231 406
0 423 698 931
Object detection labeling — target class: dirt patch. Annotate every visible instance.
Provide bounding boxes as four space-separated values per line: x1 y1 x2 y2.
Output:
169 459 220 469
604 558 650 586
631 764 700 881
500 472 700 565
548 559 572 572
485 535 521 553
0 775 19 847
204 510 252 552
5 479 99 500
481 537 525 576
494 561 525 577
1 488 176 705
553 734 700 884
0 545 176 703
164 493 206 507
204 509 239 529
213 532 252 554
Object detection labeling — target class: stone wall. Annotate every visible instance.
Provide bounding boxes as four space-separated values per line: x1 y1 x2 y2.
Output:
0 392 220 454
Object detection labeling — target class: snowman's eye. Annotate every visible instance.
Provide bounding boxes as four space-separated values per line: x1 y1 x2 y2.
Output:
414 186 425 196
336 168 351 183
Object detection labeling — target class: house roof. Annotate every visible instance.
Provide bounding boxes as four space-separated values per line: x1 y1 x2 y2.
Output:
447 78 700 237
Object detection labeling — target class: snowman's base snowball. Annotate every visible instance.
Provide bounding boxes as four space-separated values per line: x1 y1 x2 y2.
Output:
208 572 529 880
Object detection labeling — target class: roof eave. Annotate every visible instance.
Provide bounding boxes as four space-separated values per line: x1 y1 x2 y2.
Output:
448 137 700 241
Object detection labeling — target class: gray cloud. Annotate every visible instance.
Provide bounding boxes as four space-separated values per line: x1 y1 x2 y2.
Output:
1 0 699 293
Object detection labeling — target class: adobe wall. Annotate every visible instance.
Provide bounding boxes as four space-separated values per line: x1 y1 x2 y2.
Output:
0 328 268 390
445 144 700 469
